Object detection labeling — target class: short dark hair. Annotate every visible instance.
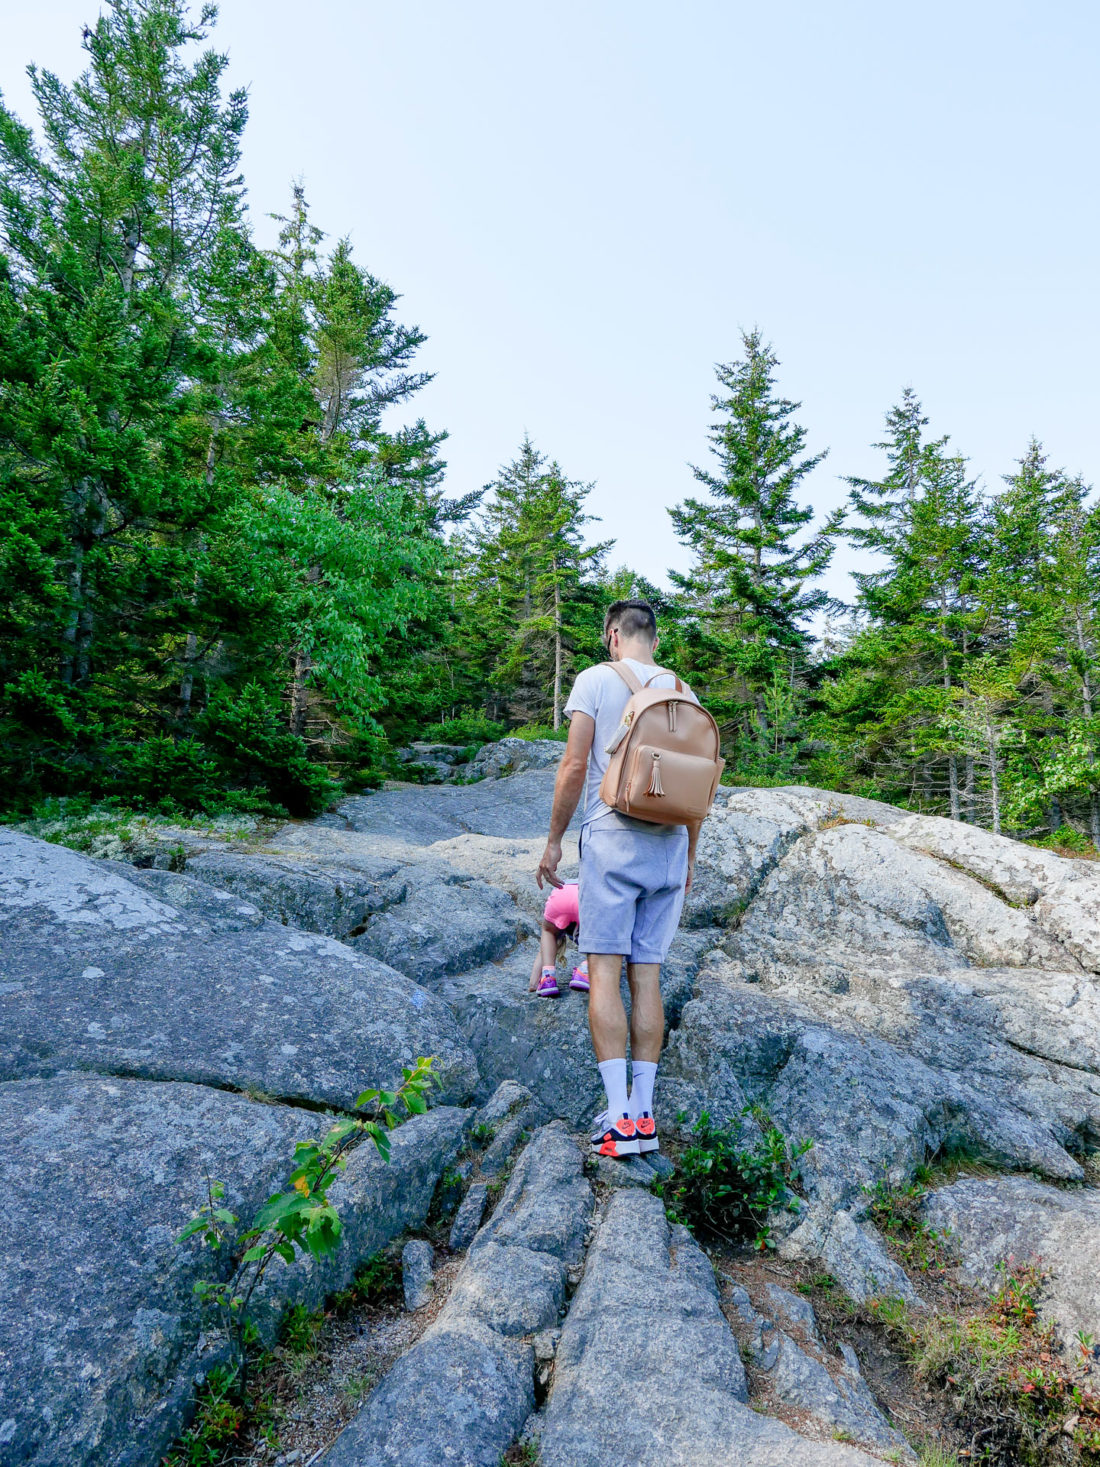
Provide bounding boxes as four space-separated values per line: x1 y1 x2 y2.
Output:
604 599 657 646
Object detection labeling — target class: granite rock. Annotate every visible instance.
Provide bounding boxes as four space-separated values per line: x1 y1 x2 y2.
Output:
402 1240 436 1311
538 1190 880 1467
323 1126 592 1467
0 830 478 1108
922 1174 1100 1339
0 1075 466 1467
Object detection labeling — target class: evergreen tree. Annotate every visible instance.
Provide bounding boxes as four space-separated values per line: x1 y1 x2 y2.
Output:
0 1 450 811
835 393 984 816
668 330 838 767
461 437 610 726
0 0 251 783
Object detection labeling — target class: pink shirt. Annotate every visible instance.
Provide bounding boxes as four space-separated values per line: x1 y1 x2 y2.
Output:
543 880 579 933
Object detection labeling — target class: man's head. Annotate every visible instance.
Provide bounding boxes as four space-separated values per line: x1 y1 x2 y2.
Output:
603 599 658 660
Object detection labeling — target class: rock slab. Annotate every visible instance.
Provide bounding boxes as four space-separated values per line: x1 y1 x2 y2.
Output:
0 1074 466 1467
323 1125 593 1467
922 1174 1100 1340
537 1189 880 1467
0 830 477 1108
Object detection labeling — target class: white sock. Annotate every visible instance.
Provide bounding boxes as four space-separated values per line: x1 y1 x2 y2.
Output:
629 1060 658 1119
597 1058 629 1123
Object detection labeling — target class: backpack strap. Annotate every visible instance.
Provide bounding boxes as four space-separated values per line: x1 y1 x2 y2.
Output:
642 668 684 693
606 661 685 695
605 660 644 694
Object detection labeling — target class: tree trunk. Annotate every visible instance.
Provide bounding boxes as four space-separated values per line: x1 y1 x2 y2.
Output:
179 434 218 715
552 570 562 731
987 721 1002 835
941 601 959 820
61 479 106 687
963 755 975 823
1073 607 1100 849
179 632 199 715
289 646 312 738
60 539 85 686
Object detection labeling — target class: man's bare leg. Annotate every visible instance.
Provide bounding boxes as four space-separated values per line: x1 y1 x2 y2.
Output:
626 962 663 1063
627 961 663 1148
587 952 628 1061
587 951 636 1149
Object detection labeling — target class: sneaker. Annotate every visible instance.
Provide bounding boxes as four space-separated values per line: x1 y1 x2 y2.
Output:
536 971 560 997
634 1112 659 1154
590 1115 640 1157
569 967 590 993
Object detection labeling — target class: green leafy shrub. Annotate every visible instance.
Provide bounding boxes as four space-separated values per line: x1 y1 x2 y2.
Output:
421 710 505 744
656 1109 812 1247
865 1170 955 1273
330 1248 403 1311
510 722 568 742
161 1364 244 1466
124 735 220 809
869 1261 1100 1466
279 1303 324 1356
177 1058 437 1376
1029 824 1098 858
195 683 341 816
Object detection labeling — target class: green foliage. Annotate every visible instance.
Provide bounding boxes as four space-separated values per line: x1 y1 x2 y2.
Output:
420 711 506 744
667 329 839 770
279 1304 324 1357
868 1261 1100 1466
656 1109 812 1248
177 1057 437 1374
0 2 447 816
865 1170 955 1273
3 1 1099 849
161 1364 244 1467
452 435 611 729
510 722 570 742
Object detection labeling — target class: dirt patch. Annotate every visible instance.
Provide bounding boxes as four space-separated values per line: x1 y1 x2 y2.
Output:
173 1248 465 1467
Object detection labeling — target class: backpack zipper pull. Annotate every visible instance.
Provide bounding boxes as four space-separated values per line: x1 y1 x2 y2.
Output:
647 752 665 797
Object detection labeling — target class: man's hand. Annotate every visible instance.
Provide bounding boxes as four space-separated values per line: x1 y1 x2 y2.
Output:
537 839 564 890
536 712 592 892
685 858 695 894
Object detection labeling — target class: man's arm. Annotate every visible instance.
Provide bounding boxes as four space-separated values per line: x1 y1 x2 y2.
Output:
536 712 594 890
686 818 701 893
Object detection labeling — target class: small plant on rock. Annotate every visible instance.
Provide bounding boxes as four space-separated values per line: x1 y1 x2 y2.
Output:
176 1058 437 1379
866 1169 955 1273
656 1108 812 1248
868 1260 1100 1465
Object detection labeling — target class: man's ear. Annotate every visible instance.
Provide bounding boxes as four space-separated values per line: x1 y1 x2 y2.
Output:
653 634 660 653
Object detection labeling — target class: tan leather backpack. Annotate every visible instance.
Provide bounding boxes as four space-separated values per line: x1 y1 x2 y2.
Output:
597 662 724 826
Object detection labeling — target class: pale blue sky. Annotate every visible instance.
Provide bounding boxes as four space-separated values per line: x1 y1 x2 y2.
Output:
4 1 1099 604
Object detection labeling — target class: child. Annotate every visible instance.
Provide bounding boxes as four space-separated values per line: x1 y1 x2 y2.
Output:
528 879 589 997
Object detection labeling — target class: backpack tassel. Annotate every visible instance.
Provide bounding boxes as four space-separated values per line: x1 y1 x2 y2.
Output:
647 753 665 797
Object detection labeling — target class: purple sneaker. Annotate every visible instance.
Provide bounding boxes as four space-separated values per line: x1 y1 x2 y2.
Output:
536 971 560 997
569 967 590 993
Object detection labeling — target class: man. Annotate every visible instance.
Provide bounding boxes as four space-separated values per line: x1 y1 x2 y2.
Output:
536 599 698 1158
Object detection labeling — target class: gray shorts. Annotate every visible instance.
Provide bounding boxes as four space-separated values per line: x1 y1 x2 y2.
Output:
578 812 689 964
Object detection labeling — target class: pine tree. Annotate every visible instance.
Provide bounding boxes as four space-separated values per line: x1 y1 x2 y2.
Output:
461 437 610 726
0 2 451 810
668 330 838 765
0 0 251 776
838 393 984 816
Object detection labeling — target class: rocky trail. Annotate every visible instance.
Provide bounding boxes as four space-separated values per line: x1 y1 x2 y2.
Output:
3 745 1100 1466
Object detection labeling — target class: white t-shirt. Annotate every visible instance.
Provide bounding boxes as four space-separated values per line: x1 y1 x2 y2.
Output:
563 658 698 825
